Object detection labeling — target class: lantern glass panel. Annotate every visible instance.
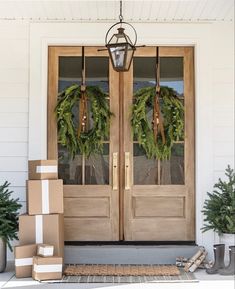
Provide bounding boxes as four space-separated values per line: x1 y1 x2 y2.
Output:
109 45 126 69
125 44 135 70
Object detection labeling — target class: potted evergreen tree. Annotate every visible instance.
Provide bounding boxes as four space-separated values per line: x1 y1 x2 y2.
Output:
0 181 22 272
202 165 235 265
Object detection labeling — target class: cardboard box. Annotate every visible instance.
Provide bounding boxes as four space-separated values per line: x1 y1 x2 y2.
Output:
32 256 63 281
28 160 58 180
14 244 37 278
27 180 63 215
37 244 54 257
19 214 64 257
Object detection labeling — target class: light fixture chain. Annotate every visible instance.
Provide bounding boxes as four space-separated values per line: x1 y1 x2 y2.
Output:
119 0 123 22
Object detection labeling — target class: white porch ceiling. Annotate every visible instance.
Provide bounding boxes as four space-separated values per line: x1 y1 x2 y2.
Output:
0 0 233 22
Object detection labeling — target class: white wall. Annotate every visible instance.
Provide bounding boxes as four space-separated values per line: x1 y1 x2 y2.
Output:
0 21 29 259
0 21 29 210
0 20 233 260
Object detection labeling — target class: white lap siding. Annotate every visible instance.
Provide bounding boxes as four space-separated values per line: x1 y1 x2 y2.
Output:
0 21 29 258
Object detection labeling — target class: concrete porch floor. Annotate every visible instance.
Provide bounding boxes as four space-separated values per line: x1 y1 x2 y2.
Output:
0 262 234 289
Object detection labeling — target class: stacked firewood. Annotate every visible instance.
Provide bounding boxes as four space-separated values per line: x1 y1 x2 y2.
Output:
176 247 211 273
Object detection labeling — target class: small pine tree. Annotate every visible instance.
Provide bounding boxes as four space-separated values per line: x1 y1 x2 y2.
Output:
0 181 22 251
202 165 235 235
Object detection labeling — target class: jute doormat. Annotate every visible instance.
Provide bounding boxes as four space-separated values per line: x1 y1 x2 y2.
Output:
64 264 180 276
52 265 197 283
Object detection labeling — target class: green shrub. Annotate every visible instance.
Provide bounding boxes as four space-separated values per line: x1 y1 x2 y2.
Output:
0 181 22 251
202 166 235 235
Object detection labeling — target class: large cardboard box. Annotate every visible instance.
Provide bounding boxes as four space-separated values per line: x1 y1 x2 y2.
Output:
27 180 63 215
19 214 64 257
28 160 58 180
14 244 37 278
32 256 63 281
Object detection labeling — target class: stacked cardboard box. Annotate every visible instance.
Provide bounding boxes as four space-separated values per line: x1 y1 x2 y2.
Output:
15 244 63 280
32 255 63 281
15 160 64 280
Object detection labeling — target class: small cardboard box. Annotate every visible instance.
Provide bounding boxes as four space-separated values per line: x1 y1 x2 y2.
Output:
19 214 64 257
14 244 37 278
37 244 54 257
32 256 63 281
27 179 63 215
28 160 58 180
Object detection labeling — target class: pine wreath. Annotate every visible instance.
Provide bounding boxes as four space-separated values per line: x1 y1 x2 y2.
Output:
131 86 184 160
55 84 113 159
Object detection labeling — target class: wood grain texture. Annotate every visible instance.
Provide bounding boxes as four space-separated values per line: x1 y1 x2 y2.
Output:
47 47 58 159
124 47 195 241
64 197 110 217
47 46 119 241
133 197 185 218
131 219 189 241
135 47 185 57
64 218 112 241
184 47 195 240
109 60 120 241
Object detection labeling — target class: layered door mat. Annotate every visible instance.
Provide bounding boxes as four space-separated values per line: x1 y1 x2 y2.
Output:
53 264 198 283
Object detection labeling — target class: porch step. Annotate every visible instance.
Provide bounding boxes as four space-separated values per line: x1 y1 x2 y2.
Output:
65 245 199 264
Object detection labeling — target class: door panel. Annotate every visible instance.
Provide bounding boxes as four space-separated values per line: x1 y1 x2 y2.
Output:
48 47 119 241
124 47 195 241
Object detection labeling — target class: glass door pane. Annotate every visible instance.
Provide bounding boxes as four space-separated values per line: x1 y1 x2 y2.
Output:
58 56 110 185
133 57 159 184
160 57 184 185
133 56 185 185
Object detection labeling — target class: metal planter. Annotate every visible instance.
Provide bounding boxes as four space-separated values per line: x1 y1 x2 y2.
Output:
0 238 6 273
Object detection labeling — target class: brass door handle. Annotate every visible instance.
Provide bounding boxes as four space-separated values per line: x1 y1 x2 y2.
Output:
125 152 130 190
112 152 118 190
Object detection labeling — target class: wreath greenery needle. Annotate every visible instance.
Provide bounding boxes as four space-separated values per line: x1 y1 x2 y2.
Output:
55 84 113 159
131 86 184 160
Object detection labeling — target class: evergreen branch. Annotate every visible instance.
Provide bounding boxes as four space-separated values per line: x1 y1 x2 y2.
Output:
0 182 22 251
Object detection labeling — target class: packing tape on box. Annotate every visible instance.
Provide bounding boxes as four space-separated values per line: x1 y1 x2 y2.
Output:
33 264 62 273
35 215 43 243
36 165 58 174
41 180 49 214
15 257 33 267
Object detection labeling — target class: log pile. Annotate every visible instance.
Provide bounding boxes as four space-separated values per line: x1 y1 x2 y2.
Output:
176 247 211 273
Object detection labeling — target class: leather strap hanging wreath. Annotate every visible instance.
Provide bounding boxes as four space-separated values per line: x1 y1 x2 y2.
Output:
55 47 113 159
131 47 184 160
131 86 184 160
56 84 113 159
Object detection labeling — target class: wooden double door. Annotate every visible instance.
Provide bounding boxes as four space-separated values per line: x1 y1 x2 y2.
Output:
48 46 195 242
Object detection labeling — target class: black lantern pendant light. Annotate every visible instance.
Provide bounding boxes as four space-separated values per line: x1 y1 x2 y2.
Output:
105 0 137 72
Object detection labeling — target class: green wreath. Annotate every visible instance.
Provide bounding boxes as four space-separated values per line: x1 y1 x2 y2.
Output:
131 86 184 160
55 84 113 159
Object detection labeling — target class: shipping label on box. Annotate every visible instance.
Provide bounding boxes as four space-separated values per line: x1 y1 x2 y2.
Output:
28 160 58 180
14 244 37 278
32 256 63 281
19 214 64 257
37 244 54 257
27 179 63 215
